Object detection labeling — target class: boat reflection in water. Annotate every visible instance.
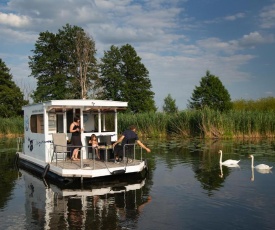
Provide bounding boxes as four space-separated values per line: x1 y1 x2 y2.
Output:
20 168 150 229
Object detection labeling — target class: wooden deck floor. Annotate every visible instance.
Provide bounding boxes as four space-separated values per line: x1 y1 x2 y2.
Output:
50 158 141 170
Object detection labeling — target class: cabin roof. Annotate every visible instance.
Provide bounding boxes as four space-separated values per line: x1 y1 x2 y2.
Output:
23 99 128 112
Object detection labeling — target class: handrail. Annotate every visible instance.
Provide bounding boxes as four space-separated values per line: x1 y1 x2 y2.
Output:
52 144 87 168
51 143 144 170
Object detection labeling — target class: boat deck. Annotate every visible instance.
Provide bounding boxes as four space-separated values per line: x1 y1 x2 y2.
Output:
50 158 140 170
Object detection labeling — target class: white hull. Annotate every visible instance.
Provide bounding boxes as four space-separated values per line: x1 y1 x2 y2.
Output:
17 151 148 182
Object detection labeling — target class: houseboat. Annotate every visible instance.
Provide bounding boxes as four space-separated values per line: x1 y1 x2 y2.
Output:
16 99 148 184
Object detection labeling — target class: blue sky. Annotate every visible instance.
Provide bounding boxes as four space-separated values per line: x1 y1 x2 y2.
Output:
0 0 275 110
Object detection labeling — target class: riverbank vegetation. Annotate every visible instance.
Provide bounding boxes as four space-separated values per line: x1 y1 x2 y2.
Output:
0 117 24 137
3 107 275 139
119 108 275 139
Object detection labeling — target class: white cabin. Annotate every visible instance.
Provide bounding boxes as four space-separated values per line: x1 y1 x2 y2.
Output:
22 99 127 163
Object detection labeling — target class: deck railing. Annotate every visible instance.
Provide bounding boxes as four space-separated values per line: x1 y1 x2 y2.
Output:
16 137 144 170
51 143 144 170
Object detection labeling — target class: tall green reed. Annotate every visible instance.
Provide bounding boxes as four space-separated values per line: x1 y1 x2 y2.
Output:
2 109 275 139
118 109 275 139
0 117 24 136
117 112 169 138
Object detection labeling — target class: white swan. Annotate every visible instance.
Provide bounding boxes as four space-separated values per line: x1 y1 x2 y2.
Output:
218 150 240 166
249 155 273 173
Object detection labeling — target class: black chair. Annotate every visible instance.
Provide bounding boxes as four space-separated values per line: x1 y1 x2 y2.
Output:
113 138 136 163
123 138 136 161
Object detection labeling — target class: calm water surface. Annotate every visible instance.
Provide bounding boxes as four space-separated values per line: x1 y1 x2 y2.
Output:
0 138 275 230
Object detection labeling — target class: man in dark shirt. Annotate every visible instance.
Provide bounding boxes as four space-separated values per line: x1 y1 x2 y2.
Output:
113 125 151 162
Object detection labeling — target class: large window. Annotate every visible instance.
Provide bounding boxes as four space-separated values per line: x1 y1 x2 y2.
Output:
101 112 115 132
91 111 115 132
48 113 56 133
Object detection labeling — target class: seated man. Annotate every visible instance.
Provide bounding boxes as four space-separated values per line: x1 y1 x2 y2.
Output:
112 125 151 163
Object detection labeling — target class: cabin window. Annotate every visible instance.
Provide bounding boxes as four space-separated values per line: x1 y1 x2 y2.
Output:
93 113 99 131
48 113 64 133
101 112 115 132
48 113 56 133
30 114 44 133
56 114 64 133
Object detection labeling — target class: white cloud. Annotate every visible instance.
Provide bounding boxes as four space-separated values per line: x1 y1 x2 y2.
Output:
259 2 275 29
196 38 239 55
238 31 274 47
95 0 131 11
195 32 274 56
0 12 30 27
0 27 37 43
224 12 245 21
204 12 245 24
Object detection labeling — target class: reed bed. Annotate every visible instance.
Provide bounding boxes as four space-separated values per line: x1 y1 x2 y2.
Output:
118 108 275 139
118 112 169 138
0 117 24 137
2 108 275 139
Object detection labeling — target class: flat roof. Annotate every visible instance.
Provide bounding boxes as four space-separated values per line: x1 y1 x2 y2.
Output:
23 99 128 112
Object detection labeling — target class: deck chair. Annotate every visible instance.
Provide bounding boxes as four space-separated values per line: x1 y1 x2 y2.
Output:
123 138 136 162
52 133 70 162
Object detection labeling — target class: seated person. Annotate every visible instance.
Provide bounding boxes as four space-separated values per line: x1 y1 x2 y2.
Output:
112 125 151 162
89 134 100 159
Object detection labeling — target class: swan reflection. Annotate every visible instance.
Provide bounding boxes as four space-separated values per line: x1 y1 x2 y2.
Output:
250 166 273 182
219 163 240 178
251 167 255 181
219 164 223 178
255 168 273 174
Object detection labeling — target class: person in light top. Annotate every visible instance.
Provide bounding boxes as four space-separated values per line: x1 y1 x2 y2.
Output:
89 134 100 159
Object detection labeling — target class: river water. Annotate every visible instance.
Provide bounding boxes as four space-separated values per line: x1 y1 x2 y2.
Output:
0 138 275 230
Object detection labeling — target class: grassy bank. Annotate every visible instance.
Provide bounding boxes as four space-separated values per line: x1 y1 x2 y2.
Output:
2 108 275 139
